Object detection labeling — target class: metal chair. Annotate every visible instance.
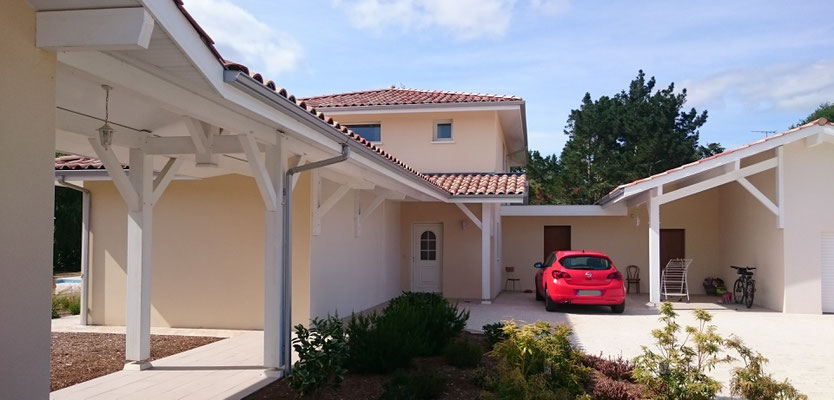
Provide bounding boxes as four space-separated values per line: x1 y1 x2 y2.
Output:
504 266 520 291
626 265 640 294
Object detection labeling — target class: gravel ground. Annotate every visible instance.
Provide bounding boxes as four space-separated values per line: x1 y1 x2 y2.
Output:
51 332 221 392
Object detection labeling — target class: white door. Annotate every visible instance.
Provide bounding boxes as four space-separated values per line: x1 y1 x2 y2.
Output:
412 223 442 293
821 233 834 313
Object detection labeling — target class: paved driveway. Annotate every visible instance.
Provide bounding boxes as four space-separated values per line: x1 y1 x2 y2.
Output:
462 292 834 399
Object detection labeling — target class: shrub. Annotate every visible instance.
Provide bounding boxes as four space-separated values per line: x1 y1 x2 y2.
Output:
51 296 60 319
346 292 469 373
482 322 509 346
583 354 634 382
379 369 447 400
587 371 643 400
632 303 728 400
287 315 349 397
51 293 81 317
725 336 807 400
444 337 483 368
488 321 589 399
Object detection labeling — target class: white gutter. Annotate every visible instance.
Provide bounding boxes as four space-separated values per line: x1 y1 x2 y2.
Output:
55 177 90 326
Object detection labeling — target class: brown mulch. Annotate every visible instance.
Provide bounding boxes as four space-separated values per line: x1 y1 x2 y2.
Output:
50 332 221 391
245 332 489 400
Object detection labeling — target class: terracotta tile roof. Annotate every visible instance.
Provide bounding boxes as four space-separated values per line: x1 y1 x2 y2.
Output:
166 1 527 199
610 118 833 193
300 87 522 109
427 173 527 196
54 155 122 170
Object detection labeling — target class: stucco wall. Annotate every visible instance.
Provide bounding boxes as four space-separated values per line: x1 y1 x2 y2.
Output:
330 111 504 173
309 180 402 318
0 1 57 397
400 202 484 300
718 170 784 311
501 190 721 296
782 141 834 313
87 172 313 329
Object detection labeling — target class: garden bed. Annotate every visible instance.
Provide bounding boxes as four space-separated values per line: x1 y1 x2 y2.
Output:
50 332 221 391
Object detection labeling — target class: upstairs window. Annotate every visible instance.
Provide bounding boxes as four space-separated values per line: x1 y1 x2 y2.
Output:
346 123 381 143
433 120 453 142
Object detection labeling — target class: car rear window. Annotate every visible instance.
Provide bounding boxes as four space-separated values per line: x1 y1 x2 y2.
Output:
559 256 611 270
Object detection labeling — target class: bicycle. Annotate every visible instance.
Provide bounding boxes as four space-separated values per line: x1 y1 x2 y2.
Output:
730 265 756 309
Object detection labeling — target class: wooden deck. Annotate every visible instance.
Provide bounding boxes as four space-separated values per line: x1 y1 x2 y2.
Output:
50 331 277 400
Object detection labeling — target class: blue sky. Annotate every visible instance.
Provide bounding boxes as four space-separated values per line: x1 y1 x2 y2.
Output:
185 0 834 156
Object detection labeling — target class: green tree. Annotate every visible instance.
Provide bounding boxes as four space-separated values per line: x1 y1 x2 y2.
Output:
793 102 834 128
555 70 719 204
512 150 559 205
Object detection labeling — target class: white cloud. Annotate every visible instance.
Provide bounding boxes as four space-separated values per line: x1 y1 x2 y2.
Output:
184 0 304 77
335 0 518 40
683 59 834 112
530 0 570 16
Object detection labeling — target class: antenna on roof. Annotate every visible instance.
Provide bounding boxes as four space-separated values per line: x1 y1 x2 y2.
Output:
751 130 777 137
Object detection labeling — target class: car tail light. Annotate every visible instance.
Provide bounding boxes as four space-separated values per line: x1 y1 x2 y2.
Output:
607 271 623 280
552 270 571 279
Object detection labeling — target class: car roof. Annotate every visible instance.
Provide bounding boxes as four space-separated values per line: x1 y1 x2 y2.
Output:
556 250 609 258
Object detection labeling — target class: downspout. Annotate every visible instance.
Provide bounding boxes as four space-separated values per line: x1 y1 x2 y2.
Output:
55 177 90 326
280 143 350 373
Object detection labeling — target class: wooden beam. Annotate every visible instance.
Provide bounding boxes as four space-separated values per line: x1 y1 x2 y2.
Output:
142 135 244 155
313 184 351 236
319 168 375 191
263 141 286 370
124 148 153 365
737 178 779 216
659 157 777 205
151 157 182 204
481 203 493 304
37 8 154 51
239 134 277 211
354 192 389 237
456 203 482 230
87 137 138 210
648 188 661 305
776 147 784 229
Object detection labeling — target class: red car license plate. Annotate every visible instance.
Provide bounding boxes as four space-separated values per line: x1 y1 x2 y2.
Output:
576 290 602 296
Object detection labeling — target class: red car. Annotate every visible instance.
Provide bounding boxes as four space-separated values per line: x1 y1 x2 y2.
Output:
535 250 626 313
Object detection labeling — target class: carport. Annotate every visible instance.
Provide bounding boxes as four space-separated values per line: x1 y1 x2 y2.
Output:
501 119 834 313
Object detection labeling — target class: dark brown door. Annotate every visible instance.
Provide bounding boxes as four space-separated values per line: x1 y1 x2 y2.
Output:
660 229 685 280
543 226 571 262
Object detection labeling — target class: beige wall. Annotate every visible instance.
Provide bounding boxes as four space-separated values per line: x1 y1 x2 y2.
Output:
331 111 506 173
309 180 402 318
0 1 57 396
718 170 784 311
87 172 314 329
501 190 722 296
400 202 485 299
782 141 834 313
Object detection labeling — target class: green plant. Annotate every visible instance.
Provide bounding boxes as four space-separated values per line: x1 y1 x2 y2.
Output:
443 337 483 368
632 303 728 400
379 368 447 400
482 322 509 346
725 336 807 400
488 321 589 399
583 354 634 381
51 295 60 319
346 292 469 373
287 315 349 397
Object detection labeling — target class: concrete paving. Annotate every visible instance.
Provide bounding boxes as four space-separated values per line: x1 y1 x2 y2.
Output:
463 292 834 399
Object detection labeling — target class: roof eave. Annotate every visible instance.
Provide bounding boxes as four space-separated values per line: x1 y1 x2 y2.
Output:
448 195 526 204
312 101 526 115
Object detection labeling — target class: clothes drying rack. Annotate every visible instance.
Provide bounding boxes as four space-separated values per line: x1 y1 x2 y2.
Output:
661 258 693 302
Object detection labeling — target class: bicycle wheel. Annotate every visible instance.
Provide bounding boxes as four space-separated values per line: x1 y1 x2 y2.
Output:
733 279 744 304
745 280 755 309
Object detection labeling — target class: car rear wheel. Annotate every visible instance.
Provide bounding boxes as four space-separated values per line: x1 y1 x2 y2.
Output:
535 279 543 301
545 289 559 312
611 301 625 314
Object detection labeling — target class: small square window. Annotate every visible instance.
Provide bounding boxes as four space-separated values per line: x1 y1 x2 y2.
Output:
434 121 452 141
346 123 381 142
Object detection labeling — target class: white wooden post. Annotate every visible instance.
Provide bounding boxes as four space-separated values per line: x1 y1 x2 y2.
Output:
125 148 153 364
648 188 661 305
263 141 286 371
481 203 493 304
